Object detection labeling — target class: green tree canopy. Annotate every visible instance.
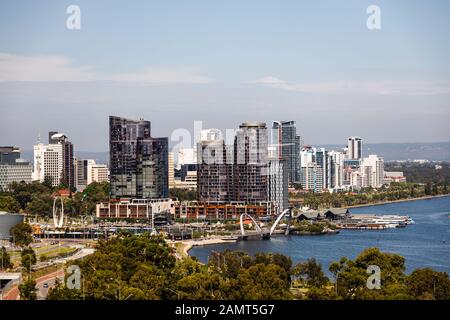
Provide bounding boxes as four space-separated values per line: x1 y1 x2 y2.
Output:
10 222 33 247
19 277 37 300
0 195 20 212
0 246 13 270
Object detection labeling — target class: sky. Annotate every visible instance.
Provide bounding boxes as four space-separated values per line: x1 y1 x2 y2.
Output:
0 0 450 152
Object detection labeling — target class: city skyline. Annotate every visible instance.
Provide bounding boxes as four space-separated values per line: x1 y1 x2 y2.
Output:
1 0 450 150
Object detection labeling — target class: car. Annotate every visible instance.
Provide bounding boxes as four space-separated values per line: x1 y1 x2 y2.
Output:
43 283 49 289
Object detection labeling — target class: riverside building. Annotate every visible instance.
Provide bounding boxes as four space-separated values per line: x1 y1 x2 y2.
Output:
109 116 169 199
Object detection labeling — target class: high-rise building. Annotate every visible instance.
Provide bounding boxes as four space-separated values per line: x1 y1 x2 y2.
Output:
347 136 362 160
76 159 109 191
33 133 74 189
109 116 168 199
75 159 95 190
0 147 32 191
197 139 232 203
197 122 270 204
33 141 63 187
51 133 75 190
90 164 109 184
0 147 21 164
168 152 175 189
300 163 323 193
233 122 268 203
329 150 345 189
315 148 330 189
361 154 384 188
267 158 288 212
299 146 323 192
271 121 301 184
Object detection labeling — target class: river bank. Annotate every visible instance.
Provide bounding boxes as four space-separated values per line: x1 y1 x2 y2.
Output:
189 196 450 274
344 194 450 209
168 238 237 259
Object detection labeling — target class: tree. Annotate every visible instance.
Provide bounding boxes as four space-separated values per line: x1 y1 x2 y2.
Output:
229 263 292 299
1 246 13 270
21 247 37 275
19 277 37 300
47 278 84 300
424 182 432 195
328 248 409 299
293 258 329 288
10 222 33 247
25 195 52 217
0 195 20 212
7 181 53 210
407 268 450 300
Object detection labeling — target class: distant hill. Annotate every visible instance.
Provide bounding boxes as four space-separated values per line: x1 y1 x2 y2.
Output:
318 142 450 162
21 142 450 164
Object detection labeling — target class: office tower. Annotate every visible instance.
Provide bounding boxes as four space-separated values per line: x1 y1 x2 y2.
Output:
168 151 175 188
233 122 268 203
197 139 232 202
0 147 32 191
315 148 330 189
329 150 345 189
33 132 74 189
50 133 75 190
109 116 168 199
0 146 20 164
299 146 323 192
197 122 270 204
90 164 109 184
347 136 362 160
76 159 94 190
361 154 384 188
33 140 63 187
271 121 301 184
267 158 288 212
76 159 109 191
300 163 323 193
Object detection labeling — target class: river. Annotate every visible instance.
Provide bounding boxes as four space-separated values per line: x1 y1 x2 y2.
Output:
189 196 450 275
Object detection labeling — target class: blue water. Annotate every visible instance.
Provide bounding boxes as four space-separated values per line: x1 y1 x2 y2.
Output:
190 196 450 275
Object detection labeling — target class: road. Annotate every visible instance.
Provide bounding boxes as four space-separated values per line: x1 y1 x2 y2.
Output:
2 269 64 300
36 269 65 300
2 248 94 300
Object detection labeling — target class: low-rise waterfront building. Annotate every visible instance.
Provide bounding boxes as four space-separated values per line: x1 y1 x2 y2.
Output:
96 198 174 219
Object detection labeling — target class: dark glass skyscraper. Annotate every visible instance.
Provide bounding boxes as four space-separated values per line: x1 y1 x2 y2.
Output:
233 122 268 203
109 116 168 199
271 121 301 184
197 122 269 204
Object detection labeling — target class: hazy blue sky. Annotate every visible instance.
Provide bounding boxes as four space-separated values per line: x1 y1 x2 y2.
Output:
1 0 450 151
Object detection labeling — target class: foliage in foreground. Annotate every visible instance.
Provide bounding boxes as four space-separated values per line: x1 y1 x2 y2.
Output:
47 235 450 300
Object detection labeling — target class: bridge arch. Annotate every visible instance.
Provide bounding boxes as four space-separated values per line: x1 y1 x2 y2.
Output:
270 208 291 236
53 196 65 228
239 213 263 236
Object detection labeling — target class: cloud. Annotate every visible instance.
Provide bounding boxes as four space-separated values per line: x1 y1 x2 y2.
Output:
0 53 213 83
255 76 450 96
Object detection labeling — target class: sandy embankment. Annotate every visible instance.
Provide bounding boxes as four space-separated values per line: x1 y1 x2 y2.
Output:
181 238 237 257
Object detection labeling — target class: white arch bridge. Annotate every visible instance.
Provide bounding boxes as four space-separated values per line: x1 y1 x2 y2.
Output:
239 208 292 240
